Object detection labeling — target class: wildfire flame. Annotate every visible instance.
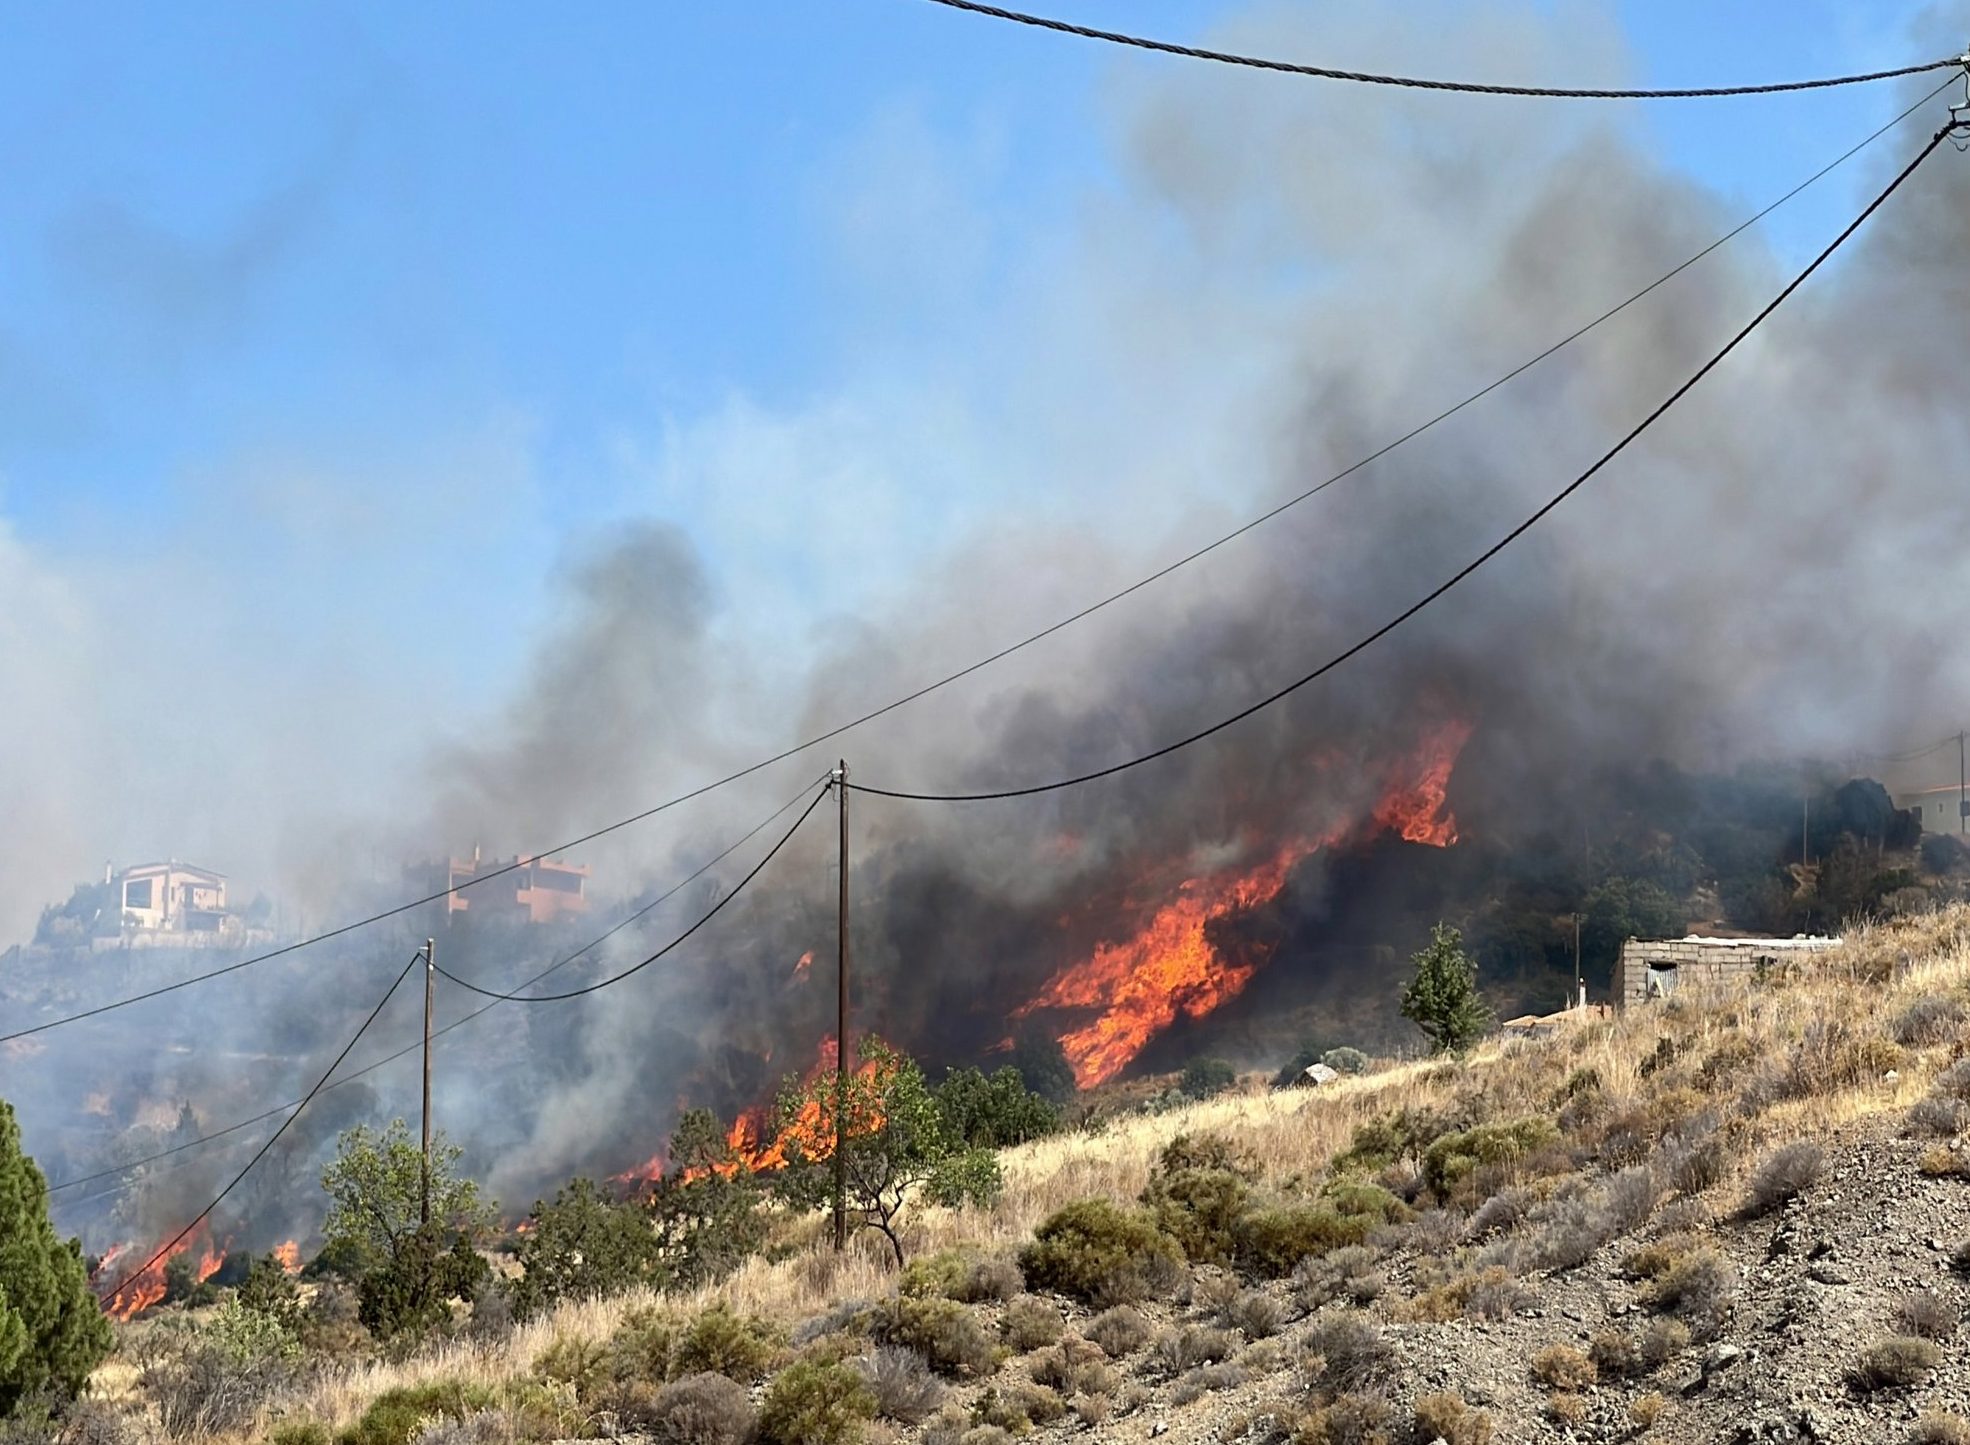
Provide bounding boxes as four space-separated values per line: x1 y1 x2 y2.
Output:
1018 721 1473 1089
99 1224 228 1319
273 1240 301 1273
792 950 814 980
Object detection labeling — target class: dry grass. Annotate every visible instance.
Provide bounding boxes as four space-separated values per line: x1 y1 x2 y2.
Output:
144 905 1970 1442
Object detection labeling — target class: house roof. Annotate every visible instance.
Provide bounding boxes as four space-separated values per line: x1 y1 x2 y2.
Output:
119 861 227 883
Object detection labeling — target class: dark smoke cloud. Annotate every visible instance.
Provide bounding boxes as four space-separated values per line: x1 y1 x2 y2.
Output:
15 0 1970 1251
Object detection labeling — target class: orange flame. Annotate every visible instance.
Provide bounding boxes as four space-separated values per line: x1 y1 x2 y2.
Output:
1018 721 1472 1088
100 1222 228 1319
792 950 814 981
1372 719 1471 846
273 1240 301 1273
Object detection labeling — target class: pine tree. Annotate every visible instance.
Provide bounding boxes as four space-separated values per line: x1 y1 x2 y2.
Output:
0 1099 112 1415
1399 922 1493 1058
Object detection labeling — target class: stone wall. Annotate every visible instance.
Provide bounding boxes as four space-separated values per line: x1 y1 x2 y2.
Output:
1618 935 1840 1008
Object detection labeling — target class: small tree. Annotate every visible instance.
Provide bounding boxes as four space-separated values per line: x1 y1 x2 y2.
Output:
0 1099 112 1415
646 1109 768 1288
512 1177 666 1318
1399 923 1492 1058
774 1039 998 1267
319 1120 496 1338
1179 1058 1237 1100
935 1065 1059 1148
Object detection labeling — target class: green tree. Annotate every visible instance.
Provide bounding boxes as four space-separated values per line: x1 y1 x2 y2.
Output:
512 1178 665 1318
774 1039 999 1267
934 1065 1059 1148
1399 923 1492 1058
1005 1031 1079 1106
1178 1057 1237 1099
319 1120 496 1339
645 1109 767 1288
1580 877 1683 975
0 1099 112 1415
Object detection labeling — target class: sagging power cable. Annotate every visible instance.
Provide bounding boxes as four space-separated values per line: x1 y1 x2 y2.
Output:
97 950 422 1313
10 84 1945 1049
45 777 829 1198
918 0 1963 100
849 122 1960 804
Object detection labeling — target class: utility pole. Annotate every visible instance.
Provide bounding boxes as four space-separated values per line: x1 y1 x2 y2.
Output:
833 761 850 1253
421 937 435 1227
1572 913 1583 1009
1958 731 1965 837
1802 794 1810 869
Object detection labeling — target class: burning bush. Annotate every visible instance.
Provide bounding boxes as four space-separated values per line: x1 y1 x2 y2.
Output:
1018 1199 1184 1306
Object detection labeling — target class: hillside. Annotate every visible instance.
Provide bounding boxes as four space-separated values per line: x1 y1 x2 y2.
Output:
54 905 1970 1445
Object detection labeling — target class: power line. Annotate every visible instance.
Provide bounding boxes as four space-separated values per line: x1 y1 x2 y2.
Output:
849 122 1958 804
97 950 422 1313
1854 733 1961 765
45 778 828 1198
433 784 830 1002
918 0 1965 99
10 84 1945 1050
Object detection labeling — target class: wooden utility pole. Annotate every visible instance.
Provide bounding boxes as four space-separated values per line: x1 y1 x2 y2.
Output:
1572 913 1583 1008
421 937 435 1226
833 762 850 1252
1958 731 1965 836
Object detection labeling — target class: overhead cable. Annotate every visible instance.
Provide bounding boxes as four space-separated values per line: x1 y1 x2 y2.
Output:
918 0 1963 99
12 85 1945 1048
45 778 827 1198
849 123 1958 804
97 950 421 1313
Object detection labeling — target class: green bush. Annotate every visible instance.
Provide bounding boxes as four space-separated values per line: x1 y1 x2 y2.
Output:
674 1305 782 1384
354 1225 491 1341
871 1298 999 1379
336 1381 497 1445
757 1362 876 1445
922 1149 1003 1211
640 1372 757 1445
1179 1059 1237 1100
1422 1117 1561 1199
0 1100 112 1413
269 1422 332 1445
1319 1181 1410 1226
935 1067 1059 1149
970 1381 1066 1433
1141 1168 1251 1266
1321 1047 1369 1076
1232 1206 1373 1278
512 1177 667 1318
1018 1200 1185 1306
1400 923 1493 1057
1852 1337 1942 1392
1000 1296 1062 1353
1330 1109 1447 1176
235 1253 303 1329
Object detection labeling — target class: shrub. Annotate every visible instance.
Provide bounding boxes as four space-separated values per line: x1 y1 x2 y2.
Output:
1938 1058 1970 1101
1547 1393 1587 1427
934 1066 1059 1149
1170 1363 1244 1405
1156 1132 1258 1178
1018 1200 1184 1306
1141 1166 1251 1266
643 1373 758 1445
1909 1097 1967 1138
871 1299 998 1380
1321 1047 1369 1076
1641 1317 1691 1367
1303 1312 1393 1393
958 1257 1023 1305
1913 1412 1970 1445
1630 1392 1667 1431
1292 1246 1383 1311
1529 1344 1596 1391
854 1348 943 1425
1529 1196 1616 1271
1085 1307 1151 1359
1233 1206 1373 1277
1179 1058 1238 1099
1295 1391 1394 1445
899 1253 970 1301
142 1300 302 1438
999 1296 1061 1353
1413 1392 1493 1445
1401 922 1492 1057
675 1306 781 1384
1421 1118 1560 1200
969 1382 1065 1433
1467 1187 1531 1237
1852 1337 1942 1391
1638 1246 1734 1339
1589 1329 1641 1379
1030 1338 1117 1397
270 1424 332 1445
1895 996 1965 1046
1746 1141 1824 1216
337 1382 498 1445
1227 1290 1285 1339
1898 1290 1957 1341
1147 1325 1236 1378
757 1362 876 1445
1921 1144 1970 1178
1668 1136 1730 1195
512 1177 667 1318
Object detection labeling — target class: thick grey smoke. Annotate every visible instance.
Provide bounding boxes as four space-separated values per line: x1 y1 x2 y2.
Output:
10 0 1970 1251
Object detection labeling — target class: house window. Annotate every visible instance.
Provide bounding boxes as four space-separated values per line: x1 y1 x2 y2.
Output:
124 878 153 910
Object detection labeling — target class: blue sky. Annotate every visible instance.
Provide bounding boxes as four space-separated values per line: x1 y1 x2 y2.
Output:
0 0 1956 936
